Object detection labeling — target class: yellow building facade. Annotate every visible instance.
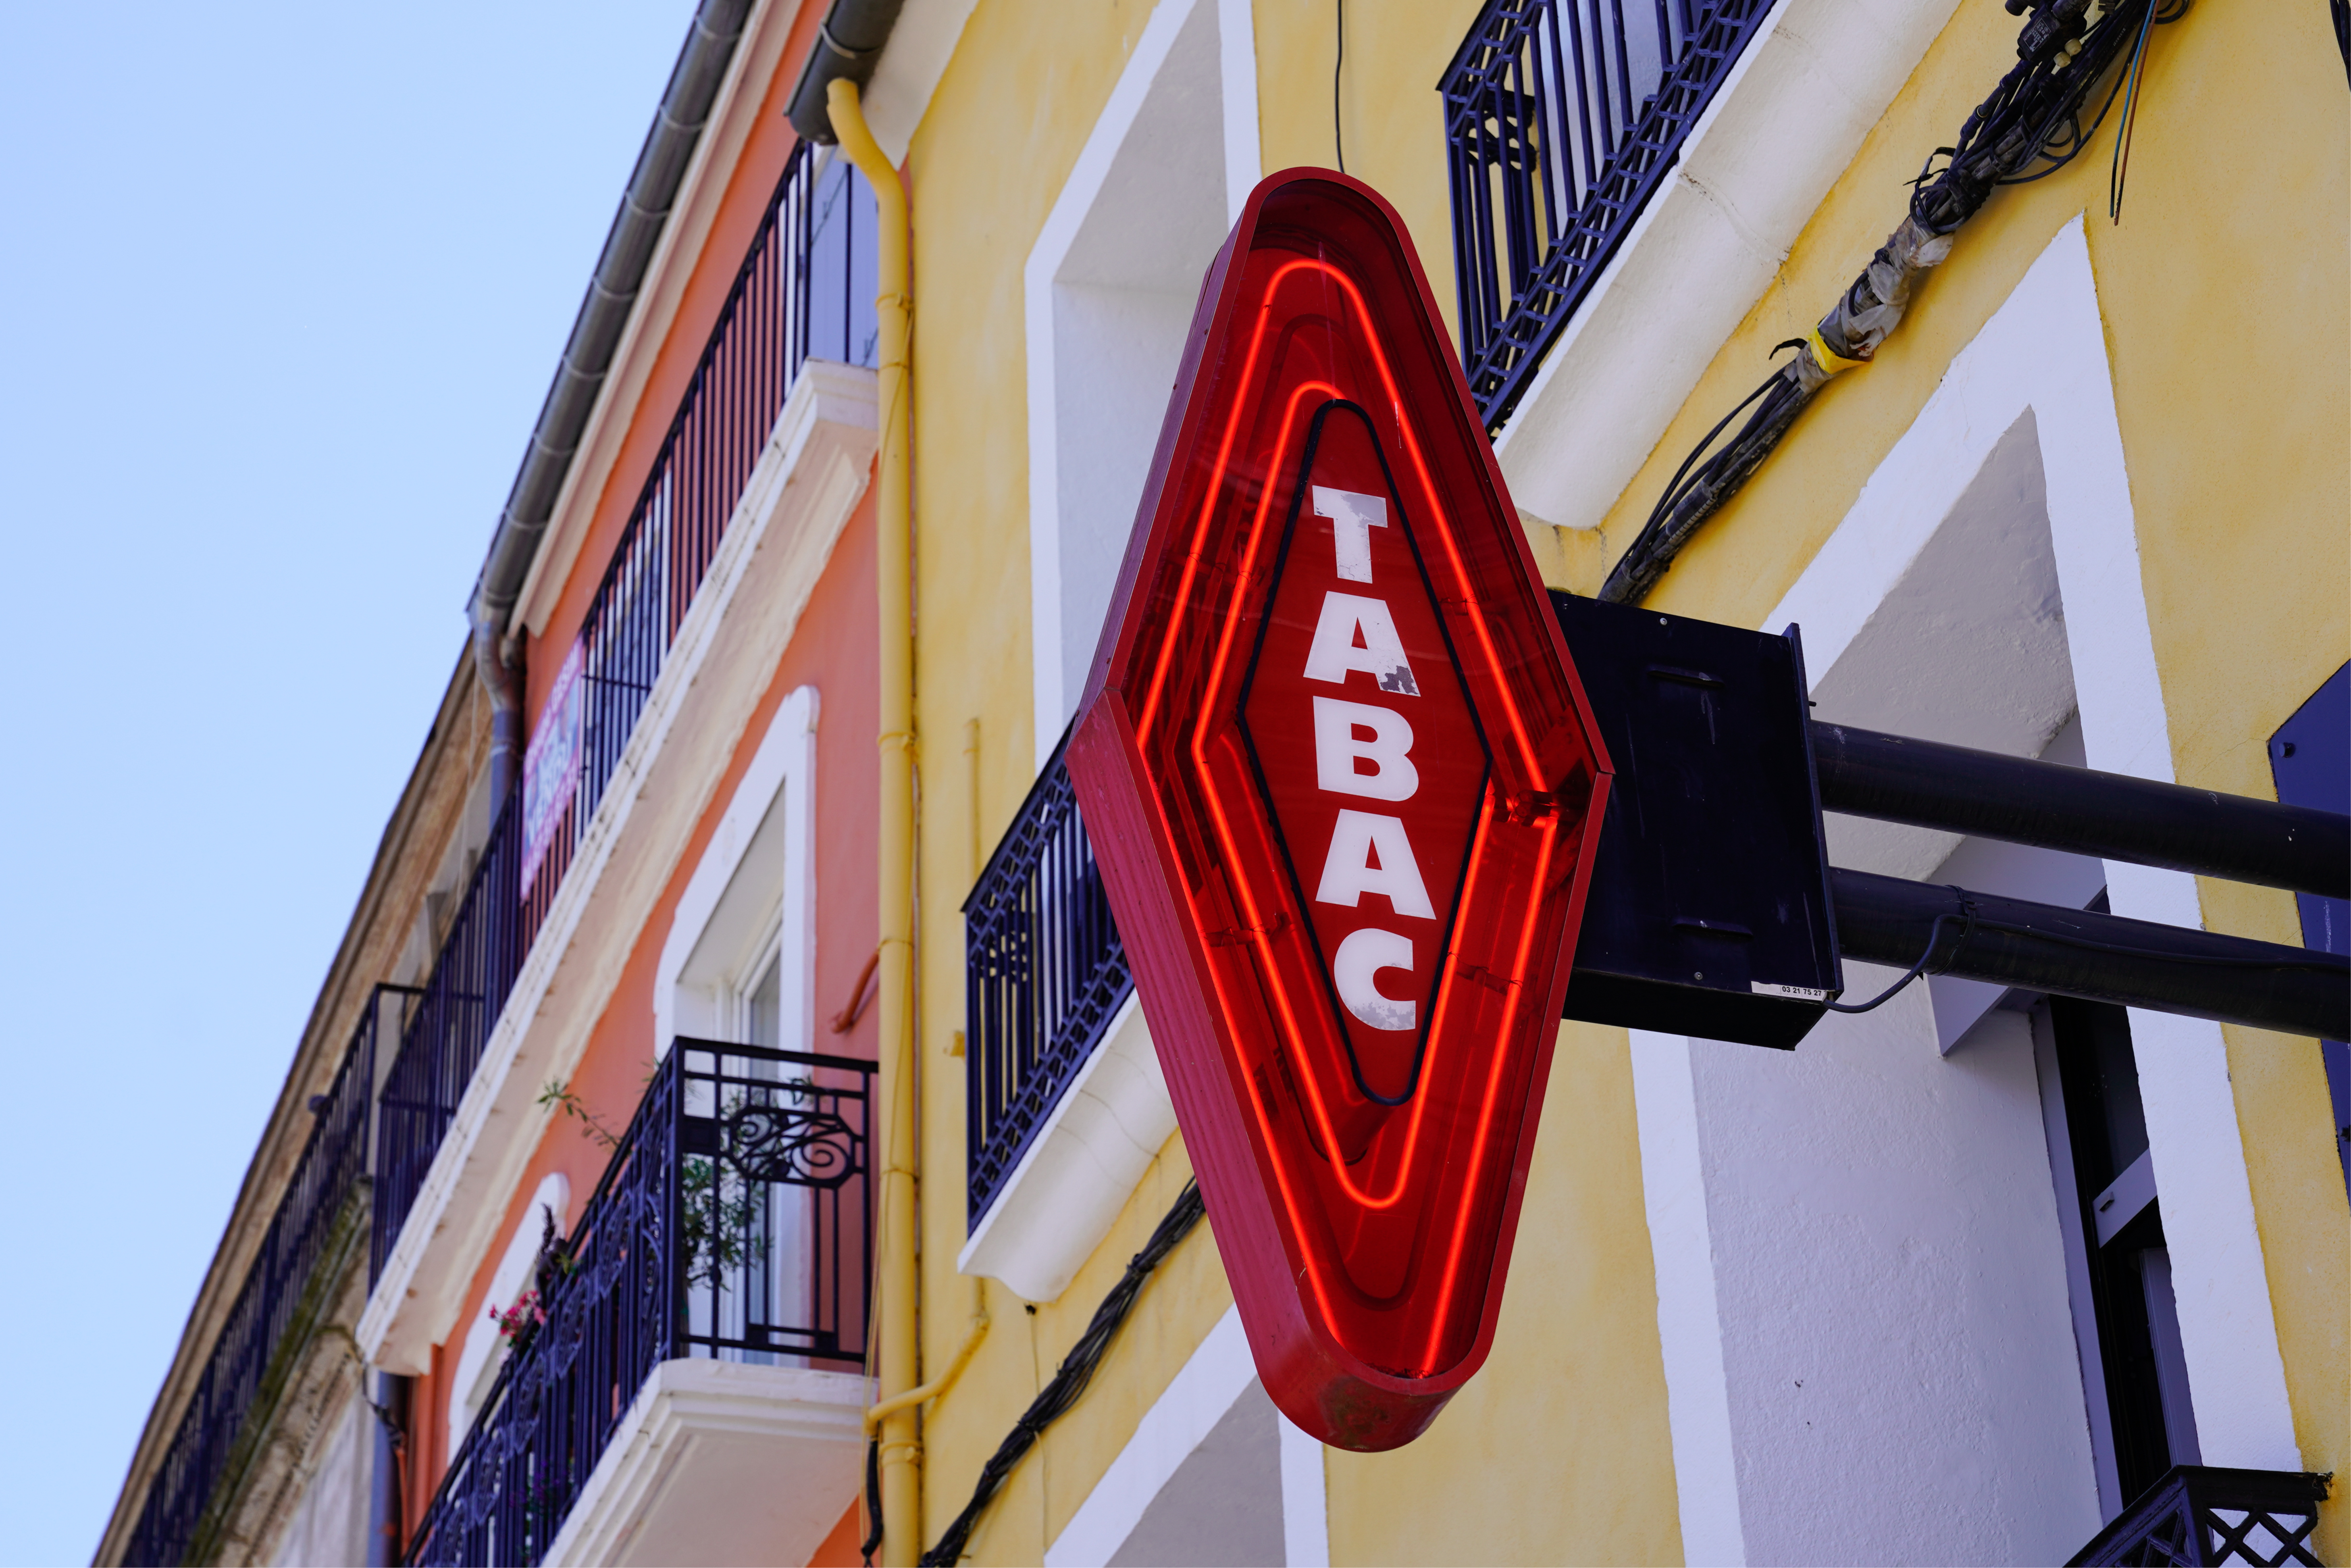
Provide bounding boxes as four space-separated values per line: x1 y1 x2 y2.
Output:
100 2 2345 1564
894 1 2345 1564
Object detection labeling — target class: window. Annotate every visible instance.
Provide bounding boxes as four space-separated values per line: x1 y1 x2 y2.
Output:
1025 0 1259 758
448 1173 571 1462
745 944 783 1049
654 687 817 1056
2036 983 2201 1517
655 686 821 1364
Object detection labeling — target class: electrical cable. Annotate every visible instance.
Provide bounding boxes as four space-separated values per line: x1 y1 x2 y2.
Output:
1598 0 2189 607
1822 876 2347 1019
1334 0 1347 175
1825 895 1978 1014
861 1438 884 1565
2108 0 2160 221
918 1181 1208 1566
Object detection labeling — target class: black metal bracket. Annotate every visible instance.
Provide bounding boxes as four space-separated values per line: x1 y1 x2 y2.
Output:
1813 717 2350 1039
1546 594 2351 1047
1814 721 2349 900
1832 868 2349 1041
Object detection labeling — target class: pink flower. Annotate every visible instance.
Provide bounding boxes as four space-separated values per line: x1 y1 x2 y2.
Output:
489 1289 547 1341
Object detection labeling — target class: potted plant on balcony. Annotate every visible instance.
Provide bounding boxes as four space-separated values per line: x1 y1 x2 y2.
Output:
485 1205 574 1355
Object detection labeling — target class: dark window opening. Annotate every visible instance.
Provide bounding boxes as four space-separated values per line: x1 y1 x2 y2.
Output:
2044 990 2202 1514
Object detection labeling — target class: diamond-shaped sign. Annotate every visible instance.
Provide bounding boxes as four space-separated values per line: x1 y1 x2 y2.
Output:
1067 169 1612 1451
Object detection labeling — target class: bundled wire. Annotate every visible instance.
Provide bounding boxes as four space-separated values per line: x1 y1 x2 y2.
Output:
917 1181 1209 1566
1599 0 2189 607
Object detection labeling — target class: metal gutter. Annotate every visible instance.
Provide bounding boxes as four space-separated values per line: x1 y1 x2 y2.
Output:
786 0 909 143
467 0 754 793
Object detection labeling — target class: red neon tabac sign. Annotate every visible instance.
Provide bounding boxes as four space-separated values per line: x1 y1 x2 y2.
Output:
1067 169 1612 1450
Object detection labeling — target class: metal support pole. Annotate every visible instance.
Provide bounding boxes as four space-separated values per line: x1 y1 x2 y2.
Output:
1812 721 2349 900
1830 868 2350 1039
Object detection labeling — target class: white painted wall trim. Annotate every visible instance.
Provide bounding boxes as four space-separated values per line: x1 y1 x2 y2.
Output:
863 0 983 165
652 683 819 1055
1277 1410 1329 1568
1492 0 1959 536
855 0 1251 184
1024 0 1257 767
1036 1302 1326 1566
1628 1029 1746 1568
358 363 877 1375
1215 0 1263 227
1763 218 2301 1472
957 993 1177 1303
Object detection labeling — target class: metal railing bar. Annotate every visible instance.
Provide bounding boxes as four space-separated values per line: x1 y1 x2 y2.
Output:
1443 0 1775 430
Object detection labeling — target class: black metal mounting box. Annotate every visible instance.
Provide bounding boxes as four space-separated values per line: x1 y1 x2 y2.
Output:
1552 593 1842 1049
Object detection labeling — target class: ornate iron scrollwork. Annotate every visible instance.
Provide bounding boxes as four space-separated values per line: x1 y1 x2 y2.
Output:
723 1092 859 1188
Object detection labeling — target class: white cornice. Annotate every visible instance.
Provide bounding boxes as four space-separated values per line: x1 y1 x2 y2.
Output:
862 0 983 165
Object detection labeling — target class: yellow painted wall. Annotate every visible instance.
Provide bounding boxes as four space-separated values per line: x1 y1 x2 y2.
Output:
1251 0 1486 344
1323 1021 1683 1566
900 3 1219 1560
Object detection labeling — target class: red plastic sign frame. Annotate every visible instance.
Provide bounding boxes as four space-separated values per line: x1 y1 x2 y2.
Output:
1067 169 1613 1450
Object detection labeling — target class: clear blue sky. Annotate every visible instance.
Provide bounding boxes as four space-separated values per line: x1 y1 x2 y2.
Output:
0 5 694 1560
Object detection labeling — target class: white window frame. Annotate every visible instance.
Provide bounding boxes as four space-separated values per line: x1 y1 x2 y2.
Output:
1629 218 2303 1568
448 1171 572 1463
1024 0 1261 764
1044 1304 1327 1568
656 685 819 1057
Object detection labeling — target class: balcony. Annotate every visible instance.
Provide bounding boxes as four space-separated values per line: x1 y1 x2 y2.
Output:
1442 0 1777 430
126 985 414 1566
959 737 1180 1302
2068 1466 2330 1566
370 140 879 1284
406 1040 874 1568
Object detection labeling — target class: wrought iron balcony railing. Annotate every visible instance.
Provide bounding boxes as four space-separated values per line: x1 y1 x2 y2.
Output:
1442 0 1777 430
521 141 878 916
2068 1465 2330 1566
405 1040 874 1568
127 985 416 1567
964 731 1133 1228
371 142 878 1283
373 801 524 1283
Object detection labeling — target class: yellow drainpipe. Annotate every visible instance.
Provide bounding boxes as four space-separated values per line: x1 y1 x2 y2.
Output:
828 77 922 1567
865 1290 989 1438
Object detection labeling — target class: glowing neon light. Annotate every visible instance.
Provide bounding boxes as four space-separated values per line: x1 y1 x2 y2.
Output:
1065 169 1612 1447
